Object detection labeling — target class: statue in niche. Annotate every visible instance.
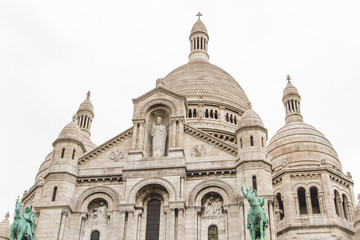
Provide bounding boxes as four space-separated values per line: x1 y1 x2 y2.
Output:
151 116 167 157
88 202 108 225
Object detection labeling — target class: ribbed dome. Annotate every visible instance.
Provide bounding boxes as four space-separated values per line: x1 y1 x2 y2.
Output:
283 80 299 99
161 61 250 111
78 92 94 113
268 121 341 171
0 213 10 239
56 118 83 143
239 108 264 128
191 19 208 36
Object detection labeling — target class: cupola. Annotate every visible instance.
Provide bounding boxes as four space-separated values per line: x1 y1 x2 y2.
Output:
282 75 302 123
77 91 94 137
189 12 209 62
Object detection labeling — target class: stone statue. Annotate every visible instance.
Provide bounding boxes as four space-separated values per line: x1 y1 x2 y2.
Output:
241 187 268 240
10 197 37 240
151 117 167 157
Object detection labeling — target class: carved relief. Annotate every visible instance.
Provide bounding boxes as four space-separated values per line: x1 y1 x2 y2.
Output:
202 195 224 218
86 202 108 225
191 145 206 157
110 150 124 161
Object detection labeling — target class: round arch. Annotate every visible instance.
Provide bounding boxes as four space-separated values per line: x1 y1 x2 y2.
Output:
187 180 236 206
139 98 177 117
127 177 177 204
75 186 120 212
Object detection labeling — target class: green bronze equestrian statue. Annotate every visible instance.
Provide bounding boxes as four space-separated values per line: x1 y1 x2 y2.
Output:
241 187 269 240
10 197 37 240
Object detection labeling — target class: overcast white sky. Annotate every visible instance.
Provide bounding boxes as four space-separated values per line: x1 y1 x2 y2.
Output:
1 0 359 221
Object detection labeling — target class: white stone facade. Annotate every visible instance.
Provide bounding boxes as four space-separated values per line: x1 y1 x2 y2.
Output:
2 15 358 240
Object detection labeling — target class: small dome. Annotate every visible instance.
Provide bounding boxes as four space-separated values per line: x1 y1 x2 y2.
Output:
268 121 341 171
161 61 250 111
283 80 299 99
239 108 264 128
78 91 94 114
56 117 83 143
0 212 10 239
191 19 208 36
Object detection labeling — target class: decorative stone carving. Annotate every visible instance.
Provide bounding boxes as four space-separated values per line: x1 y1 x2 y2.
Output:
151 116 167 157
191 145 206 157
110 150 124 161
86 202 108 225
202 195 224 218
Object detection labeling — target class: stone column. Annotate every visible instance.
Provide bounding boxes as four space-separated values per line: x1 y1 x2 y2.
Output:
178 119 184 147
268 200 276 240
58 210 69 240
171 119 176 148
169 208 175 240
337 197 344 218
138 121 145 150
319 194 325 213
177 208 184 240
306 193 312 214
132 124 138 149
219 106 225 124
118 210 126 240
126 210 135 240
239 202 246 240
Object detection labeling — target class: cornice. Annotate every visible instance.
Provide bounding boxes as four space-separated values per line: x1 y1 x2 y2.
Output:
132 86 186 103
184 124 238 156
52 138 86 152
78 127 133 165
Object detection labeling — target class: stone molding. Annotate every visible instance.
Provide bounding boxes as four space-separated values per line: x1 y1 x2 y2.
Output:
186 169 236 179
75 186 120 211
236 160 272 172
133 86 186 104
187 179 236 206
127 177 177 203
77 175 123 185
235 125 268 138
139 98 178 117
52 138 87 153
184 124 238 156
45 172 77 184
125 158 185 170
123 168 186 179
78 127 133 165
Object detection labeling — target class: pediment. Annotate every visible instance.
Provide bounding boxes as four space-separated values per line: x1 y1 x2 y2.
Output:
132 86 185 103
78 127 133 167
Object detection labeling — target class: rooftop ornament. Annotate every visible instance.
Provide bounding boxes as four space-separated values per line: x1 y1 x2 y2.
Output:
10 197 37 240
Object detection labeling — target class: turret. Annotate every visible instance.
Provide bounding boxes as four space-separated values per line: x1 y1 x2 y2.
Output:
77 91 96 151
188 12 209 63
282 75 303 123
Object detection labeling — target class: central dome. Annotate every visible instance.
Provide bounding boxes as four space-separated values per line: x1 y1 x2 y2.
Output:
161 61 250 111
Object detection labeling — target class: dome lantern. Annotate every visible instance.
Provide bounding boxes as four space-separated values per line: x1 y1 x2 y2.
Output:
189 12 209 63
77 91 94 137
282 75 303 123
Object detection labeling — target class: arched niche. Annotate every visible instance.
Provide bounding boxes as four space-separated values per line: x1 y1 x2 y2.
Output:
145 105 171 157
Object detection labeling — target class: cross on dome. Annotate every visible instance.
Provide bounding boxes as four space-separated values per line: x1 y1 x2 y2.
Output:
286 74 292 82
196 12 203 20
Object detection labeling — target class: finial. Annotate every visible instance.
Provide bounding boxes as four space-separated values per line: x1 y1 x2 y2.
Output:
86 91 91 98
72 114 77 121
5 212 9 220
286 74 292 82
196 12 203 20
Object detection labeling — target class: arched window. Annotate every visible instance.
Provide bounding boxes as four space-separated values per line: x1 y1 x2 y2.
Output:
188 109 192 118
234 116 237 124
208 225 218 240
342 194 349 220
214 110 218 119
240 138 243 149
225 113 229 122
145 199 161 240
297 187 307 214
230 114 233 123
52 187 57 201
252 176 257 191
210 109 213 118
90 231 100 240
250 136 254 146
310 187 320 214
61 148 65 158
334 190 340 216
193 109 197 118
276 193 284 220
205 109 209 118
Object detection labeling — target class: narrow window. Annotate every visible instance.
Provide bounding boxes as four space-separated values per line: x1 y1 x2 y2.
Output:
276 193 285 220
240 138 243 149
200 37 203 49
297 187 307 214
205 109 209 118
250 136 254 146
210 109 213 119
295 100 298 111
52 187 57 201
310 187 320 214
234 116 237 124
188 109 192 118
334 190 340 216
72 149 76 160
342 194 349 220
145 199 161 240
252 176 257 190
84 116 87 128
225 113 229 122
193 109 197 118
197 37 199 50
208 225 218 240
214 110 218 119
86 117 90 129
80 115 83 127
230 114 233 123
90 231 100 240
287 101 291 112
291 100 295 112
61 148 65 158
261 137 264 147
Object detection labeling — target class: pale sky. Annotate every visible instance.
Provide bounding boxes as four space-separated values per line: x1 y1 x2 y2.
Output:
1 0 360 221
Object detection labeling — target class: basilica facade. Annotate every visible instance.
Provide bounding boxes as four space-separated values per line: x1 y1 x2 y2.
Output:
1 15 360 240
